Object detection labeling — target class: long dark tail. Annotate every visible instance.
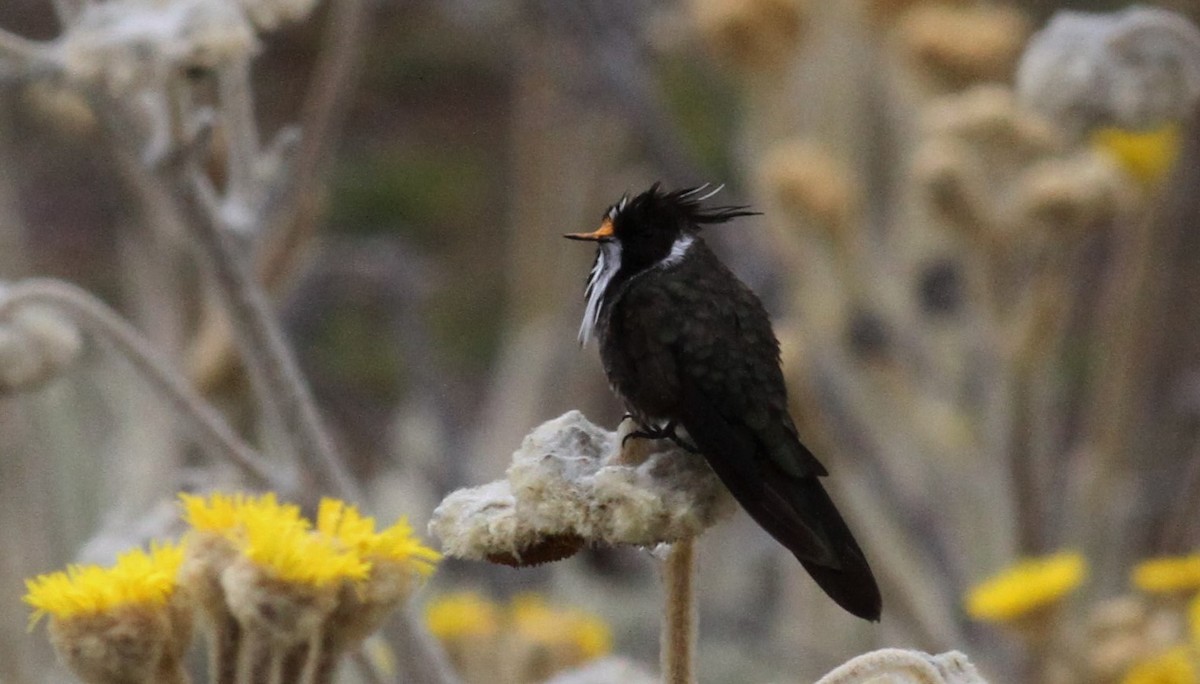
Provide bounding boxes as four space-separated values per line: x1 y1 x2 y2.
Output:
678 387 882 620
781 476 881 621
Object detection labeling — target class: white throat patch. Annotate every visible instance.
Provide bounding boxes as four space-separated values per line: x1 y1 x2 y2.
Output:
577 234 696 346
578 240 622 345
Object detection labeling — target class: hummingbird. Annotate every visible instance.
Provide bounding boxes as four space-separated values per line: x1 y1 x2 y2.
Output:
564 183 881 621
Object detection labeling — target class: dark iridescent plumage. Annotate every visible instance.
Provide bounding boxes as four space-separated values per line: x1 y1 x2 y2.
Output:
565 184 882 621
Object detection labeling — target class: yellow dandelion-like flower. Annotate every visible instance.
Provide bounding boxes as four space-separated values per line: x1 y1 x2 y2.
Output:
24 541 185 627
316 498 441 576
1121 646 1197 684
509 593 612 660
425 591 501 640
1133 556 1200 595
181 491 368 587
240 502 367 587
1092 124 1180 187
179 491 304 535
965 551 1087 622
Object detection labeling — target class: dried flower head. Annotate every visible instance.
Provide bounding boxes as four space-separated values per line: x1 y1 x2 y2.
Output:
55 0 258 93
915 85 1135 245
1009 150 1128 237
1017 7 1200 136
759 139 860 243
965 551 1087 623
895 4 1031 91
814 648 987 684
689 0 809 73
429 412 734 567
0 303 84 394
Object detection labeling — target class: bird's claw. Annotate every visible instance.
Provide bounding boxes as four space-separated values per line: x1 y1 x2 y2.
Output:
621 420 700 453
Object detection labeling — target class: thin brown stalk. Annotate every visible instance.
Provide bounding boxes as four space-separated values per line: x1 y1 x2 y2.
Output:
211 613 242 684
185 167 361 502
661 537 697 684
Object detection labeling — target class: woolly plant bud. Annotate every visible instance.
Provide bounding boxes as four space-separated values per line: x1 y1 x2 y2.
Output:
21 82 98 137
55 0 258 94
688 0 809 73
1083 595 1179 682
815 648 987 684
1017 7 1200 137
895 4 1031 92
914 85 1135 247
1008 151 1130 237
0 304 84 393
429 411 734 568
758 139 860 245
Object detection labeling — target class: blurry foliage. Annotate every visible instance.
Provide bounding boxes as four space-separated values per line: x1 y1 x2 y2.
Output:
656 52 741 180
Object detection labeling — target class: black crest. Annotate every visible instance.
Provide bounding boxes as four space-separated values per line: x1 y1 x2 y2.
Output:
609 183 760 237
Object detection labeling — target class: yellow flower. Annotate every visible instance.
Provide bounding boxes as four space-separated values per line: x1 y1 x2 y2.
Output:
965 551 1087 622
181 491 368 587
1133 556 1200 595
1091 124 1180 187
1122 646 1197 684
425 591 501 640
316 498 441 576
240 504 368 586
24 541 185 627
509 593 612 660
179 491 303 535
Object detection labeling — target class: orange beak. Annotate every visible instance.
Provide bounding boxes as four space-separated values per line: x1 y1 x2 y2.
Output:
563 218 615 242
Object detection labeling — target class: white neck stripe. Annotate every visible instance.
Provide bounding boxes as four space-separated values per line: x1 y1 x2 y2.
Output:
659 234 695 268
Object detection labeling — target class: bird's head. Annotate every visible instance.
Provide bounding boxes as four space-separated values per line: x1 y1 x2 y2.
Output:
564 183 757 345
564 183 756 274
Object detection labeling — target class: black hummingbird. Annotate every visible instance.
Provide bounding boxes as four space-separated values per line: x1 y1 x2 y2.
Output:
564 183 881 621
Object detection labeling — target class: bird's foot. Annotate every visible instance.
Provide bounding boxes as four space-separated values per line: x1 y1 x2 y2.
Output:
621 420 700 453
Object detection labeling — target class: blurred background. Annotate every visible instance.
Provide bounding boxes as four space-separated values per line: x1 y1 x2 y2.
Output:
2 0 1200 682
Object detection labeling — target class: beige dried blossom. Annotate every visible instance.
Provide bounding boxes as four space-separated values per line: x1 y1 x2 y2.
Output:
815 648 988 684
0 303 84 393
914 85 1135 246
429 411 734 567
895 4 1031 92
689 0 809 73
759 138 860 245
54 0 258 93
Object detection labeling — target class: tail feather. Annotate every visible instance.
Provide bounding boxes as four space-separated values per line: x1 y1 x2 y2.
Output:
678 384 882 621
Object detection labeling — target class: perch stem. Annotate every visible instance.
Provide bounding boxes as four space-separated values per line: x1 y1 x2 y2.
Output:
186 168 362 502
662 537 697 684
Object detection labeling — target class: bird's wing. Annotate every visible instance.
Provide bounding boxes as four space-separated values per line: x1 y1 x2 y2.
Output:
659 258 882 620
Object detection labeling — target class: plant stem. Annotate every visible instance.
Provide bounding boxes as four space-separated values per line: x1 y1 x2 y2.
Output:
661 537 697 684
185 168 362 502
0 279 275 487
